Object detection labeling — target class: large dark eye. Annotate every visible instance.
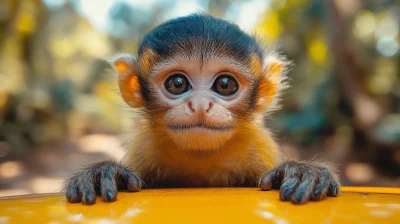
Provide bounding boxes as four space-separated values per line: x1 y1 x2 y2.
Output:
164 74 191 95
212 75 238 96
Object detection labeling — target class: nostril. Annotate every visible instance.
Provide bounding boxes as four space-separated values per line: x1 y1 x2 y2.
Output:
206 101 214 113
187 101 195 112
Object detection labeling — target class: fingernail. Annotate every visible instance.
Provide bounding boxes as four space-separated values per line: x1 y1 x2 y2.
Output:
107 191 113 200
86 195 92 202
294 193 303 203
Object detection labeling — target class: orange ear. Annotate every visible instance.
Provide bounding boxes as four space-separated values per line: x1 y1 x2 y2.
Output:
112 54 143 108
256 60 283 111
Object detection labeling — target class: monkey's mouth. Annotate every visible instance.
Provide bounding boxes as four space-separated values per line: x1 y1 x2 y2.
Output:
168 124 233 132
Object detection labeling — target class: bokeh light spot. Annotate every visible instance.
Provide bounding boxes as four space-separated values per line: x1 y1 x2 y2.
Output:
308 38 327 65
375 15 399 38
0 161 23 179
353 10 376 39
376 36 399 57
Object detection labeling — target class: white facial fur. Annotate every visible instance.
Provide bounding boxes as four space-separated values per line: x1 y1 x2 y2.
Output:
150 59 251 150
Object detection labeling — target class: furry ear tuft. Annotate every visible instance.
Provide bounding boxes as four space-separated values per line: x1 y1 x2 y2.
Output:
107 53 144 108
256 51 291 112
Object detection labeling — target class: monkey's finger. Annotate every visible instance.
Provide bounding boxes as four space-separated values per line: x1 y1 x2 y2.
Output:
126 171 142 192
259 169 279 191
279 163 301 201
327 179 340 197
116 168 142 192
100 167 118 202
310 167 331 201
291 167 317 204
66 179 81 203
78 178 97 205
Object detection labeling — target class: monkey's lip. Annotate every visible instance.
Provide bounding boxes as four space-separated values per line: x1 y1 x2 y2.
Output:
168 124 233 132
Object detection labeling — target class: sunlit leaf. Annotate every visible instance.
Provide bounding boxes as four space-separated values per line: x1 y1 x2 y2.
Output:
353 10 376 41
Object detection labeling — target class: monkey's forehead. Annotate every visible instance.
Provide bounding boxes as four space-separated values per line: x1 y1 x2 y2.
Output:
142 53 259 83
137 46 265 82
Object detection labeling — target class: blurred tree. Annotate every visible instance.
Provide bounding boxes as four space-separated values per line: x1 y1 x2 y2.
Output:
326 0 400 176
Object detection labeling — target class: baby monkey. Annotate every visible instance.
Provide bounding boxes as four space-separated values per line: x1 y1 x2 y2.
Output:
65 14 340 205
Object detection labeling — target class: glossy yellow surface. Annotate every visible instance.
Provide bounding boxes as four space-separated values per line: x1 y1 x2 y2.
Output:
0 187 399 224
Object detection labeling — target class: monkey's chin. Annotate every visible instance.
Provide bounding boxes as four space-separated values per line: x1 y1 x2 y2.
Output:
166 128 234 151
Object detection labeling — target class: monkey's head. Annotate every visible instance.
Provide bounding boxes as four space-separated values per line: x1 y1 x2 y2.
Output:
112 14 289 151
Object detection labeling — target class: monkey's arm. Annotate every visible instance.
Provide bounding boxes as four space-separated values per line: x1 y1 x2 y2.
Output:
258 160 340 204
65 161 142 205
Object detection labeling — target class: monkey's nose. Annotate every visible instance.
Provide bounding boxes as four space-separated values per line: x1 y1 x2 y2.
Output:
186 98 214 116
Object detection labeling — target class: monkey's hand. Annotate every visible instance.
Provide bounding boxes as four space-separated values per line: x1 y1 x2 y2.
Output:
258 161 340 204
65 161 142 205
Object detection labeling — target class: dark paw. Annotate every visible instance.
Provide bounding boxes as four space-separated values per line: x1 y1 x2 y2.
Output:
65 161 142 205
258 161 340 204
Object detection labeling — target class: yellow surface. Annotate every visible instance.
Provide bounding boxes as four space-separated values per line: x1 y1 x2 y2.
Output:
0 187 399 224
341 186 400 194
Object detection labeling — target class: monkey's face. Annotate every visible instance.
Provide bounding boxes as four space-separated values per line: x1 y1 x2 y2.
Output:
147 58 254 150
113 52 285 151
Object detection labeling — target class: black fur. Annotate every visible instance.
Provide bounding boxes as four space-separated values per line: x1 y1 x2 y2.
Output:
138 13 263 64
258 161 340 205
65 161 142 205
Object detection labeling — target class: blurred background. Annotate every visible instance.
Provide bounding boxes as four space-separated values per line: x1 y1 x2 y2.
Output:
0 0 399 196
